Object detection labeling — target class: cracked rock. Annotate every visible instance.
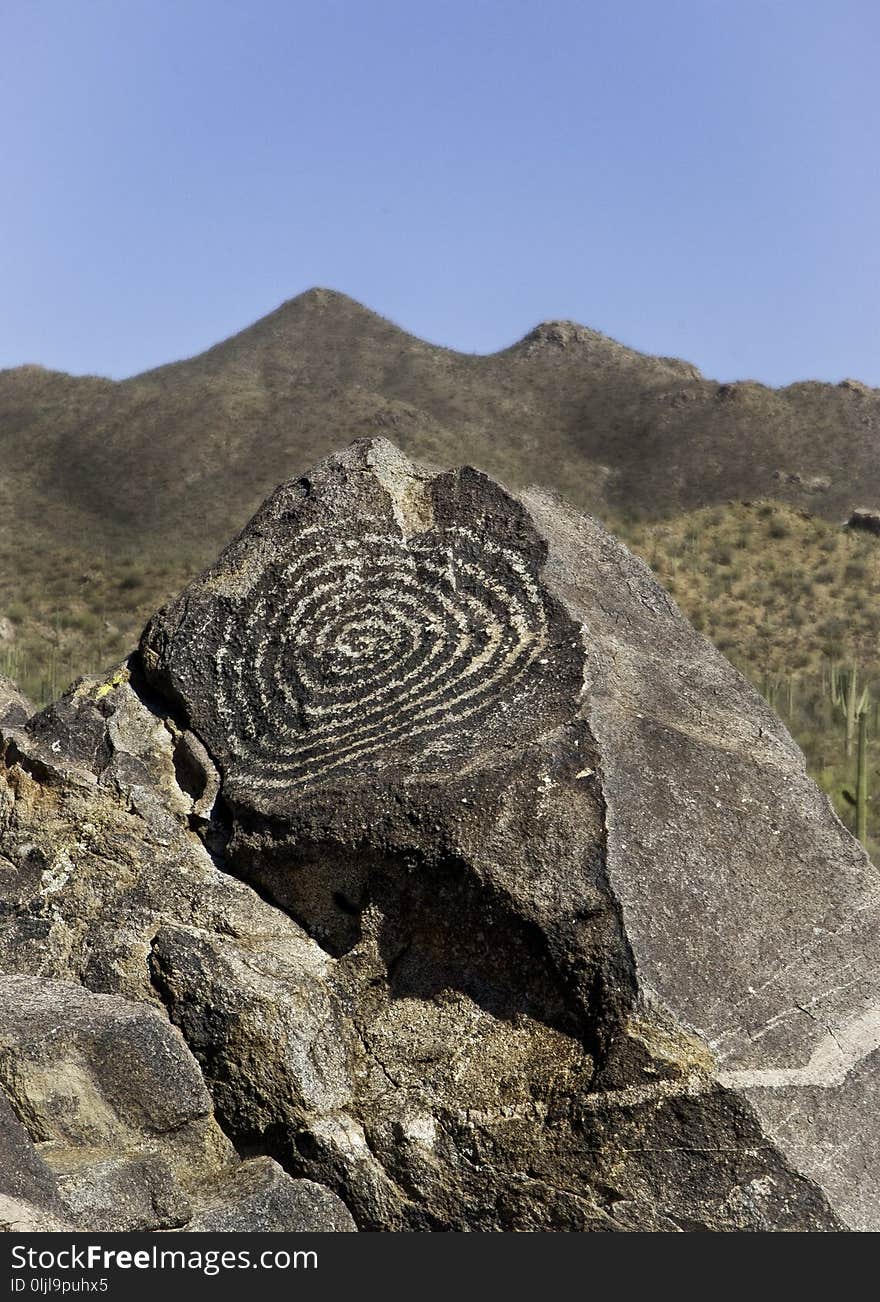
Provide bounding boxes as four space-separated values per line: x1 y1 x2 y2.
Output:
1 437 878 1231
181 1157 356 1233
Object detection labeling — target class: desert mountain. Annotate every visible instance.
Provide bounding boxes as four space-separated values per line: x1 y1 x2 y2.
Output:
2 288 879 564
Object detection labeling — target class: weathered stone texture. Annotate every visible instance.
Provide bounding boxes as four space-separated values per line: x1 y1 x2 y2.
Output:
1 438 877 1231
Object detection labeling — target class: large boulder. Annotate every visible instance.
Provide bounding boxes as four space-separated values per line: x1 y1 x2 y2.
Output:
1 437 878 1231
0 973 352 1233
846 507 880 535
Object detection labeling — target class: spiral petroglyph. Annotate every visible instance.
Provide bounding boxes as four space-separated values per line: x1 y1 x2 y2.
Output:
141 441 584 801
211 524 568 790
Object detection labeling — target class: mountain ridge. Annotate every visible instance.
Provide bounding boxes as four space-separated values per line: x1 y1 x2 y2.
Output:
5 287 876 394
0 287 710 383
2 287 880 572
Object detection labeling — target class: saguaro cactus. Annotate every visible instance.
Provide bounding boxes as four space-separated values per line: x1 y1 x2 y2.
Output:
831 662 861 758
842 686 872 847
857 708 869 845
847 667 862 759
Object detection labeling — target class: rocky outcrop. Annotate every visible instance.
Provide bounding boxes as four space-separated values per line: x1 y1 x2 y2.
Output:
1 438 878 1231
846 507 880 535
0 970 353 1233
0 676 30 728
0 1084 73 1232
773 469 831 494
183 1160 355 1233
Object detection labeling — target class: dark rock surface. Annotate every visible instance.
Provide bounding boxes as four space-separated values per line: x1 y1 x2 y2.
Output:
0 676 31 729
0 1086 72 1231
846 507 880 535
1 437 878 1231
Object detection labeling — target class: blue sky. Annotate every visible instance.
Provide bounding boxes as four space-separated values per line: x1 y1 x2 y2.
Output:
1 0 878 385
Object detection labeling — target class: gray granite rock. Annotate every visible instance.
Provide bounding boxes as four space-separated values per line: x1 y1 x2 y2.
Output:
51 1153 191 1233
0 974 232 1231
0 974 223 1158
521 485 880 1232
0 1086 64 1213
183 1157 356 1233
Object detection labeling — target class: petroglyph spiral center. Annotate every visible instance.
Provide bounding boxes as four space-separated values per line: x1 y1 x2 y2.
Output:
201 523 576 791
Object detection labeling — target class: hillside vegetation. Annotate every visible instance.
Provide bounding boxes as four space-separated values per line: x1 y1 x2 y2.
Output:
2 288 879 555
2 290 880 851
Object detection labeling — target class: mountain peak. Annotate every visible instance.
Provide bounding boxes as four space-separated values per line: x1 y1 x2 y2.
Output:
518 320 606 352
280 286 355 310
271 287 386 321
511 319 700 378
